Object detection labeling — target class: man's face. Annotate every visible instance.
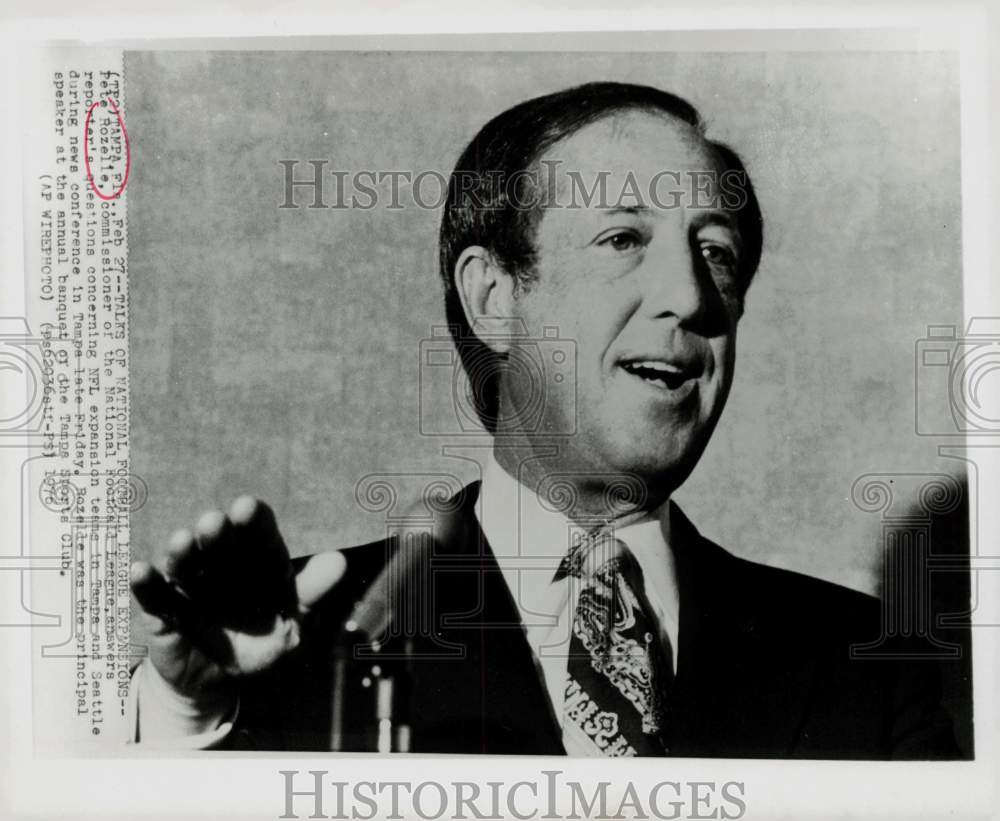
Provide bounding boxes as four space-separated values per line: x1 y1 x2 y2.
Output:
501 111 745 495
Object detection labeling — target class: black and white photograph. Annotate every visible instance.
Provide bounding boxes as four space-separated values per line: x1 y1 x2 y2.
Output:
123 47 972 759
1 9 996 821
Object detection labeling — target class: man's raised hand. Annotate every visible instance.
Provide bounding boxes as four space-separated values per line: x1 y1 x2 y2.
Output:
129 496 346 700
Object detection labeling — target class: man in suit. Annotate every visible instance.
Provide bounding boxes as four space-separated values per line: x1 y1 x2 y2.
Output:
128 82 960 757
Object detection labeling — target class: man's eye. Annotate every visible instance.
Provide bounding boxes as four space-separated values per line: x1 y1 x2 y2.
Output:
700 242 737 269
596 230 643 252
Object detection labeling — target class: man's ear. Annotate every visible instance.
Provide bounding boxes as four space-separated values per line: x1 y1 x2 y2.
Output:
454 245 518 354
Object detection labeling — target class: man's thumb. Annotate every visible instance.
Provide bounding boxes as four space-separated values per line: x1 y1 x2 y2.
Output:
294 550 348 612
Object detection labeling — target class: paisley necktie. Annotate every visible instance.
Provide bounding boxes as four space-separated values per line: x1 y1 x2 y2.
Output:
556 532 673 756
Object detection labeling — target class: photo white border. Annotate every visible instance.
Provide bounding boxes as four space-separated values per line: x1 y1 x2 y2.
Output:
0 3 996 819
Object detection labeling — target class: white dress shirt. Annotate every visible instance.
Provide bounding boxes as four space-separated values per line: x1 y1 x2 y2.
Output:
129 453 680 747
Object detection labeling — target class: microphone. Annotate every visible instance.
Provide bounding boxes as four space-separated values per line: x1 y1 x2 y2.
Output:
346 527 434 644
331 526 434 752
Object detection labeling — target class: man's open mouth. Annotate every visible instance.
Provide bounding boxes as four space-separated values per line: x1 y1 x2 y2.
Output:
619 359 693 390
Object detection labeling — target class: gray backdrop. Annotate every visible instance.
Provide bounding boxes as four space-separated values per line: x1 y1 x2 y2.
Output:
126 49 963 596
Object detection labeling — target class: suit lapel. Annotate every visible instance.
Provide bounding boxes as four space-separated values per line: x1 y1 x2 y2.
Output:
665 503 817 757
406 481 565 754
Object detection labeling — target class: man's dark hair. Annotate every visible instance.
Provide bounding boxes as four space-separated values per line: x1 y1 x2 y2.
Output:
438 81 764 434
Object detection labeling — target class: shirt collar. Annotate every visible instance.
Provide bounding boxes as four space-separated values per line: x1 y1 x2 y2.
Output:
476 449 681 693
477 450 674 608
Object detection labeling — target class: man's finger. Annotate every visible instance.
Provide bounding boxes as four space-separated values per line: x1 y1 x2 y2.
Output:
229 496 284 548
193 508 236 568
162 527 202 592
228 494 273 529
207 496 297 629
133 559 243 680
130 560 190 633
229 495 295 584
295 550 347 612
230 496 287 565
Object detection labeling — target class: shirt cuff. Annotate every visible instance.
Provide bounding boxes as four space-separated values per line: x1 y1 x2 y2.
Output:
127 659 239 749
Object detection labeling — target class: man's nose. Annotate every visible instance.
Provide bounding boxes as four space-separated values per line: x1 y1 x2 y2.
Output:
637 236 706 324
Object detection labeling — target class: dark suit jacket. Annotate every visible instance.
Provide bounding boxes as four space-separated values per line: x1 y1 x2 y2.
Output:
227 481 960 758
